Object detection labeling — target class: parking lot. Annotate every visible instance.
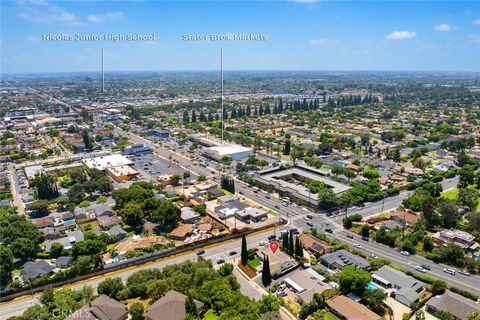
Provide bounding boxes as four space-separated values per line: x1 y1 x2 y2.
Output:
127 153 196 181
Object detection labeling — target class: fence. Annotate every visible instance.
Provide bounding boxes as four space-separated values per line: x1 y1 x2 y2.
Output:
0 218 286 303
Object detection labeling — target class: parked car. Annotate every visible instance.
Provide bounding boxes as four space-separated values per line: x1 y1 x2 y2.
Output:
259 241 268 247
415 266 427 273
306 214 313 219
306 222 314 227
228 251 237 256
277 291 287 297
400 251 411 256
216 258 225 264
239 191 244 195
325 229 333 234
443 268 456 275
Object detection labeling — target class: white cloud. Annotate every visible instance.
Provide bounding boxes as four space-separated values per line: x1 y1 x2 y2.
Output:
385 30 417 40
434 23 452 31
16 0 82 25
473 19 480 25
87 11 124 23
310 38 333 45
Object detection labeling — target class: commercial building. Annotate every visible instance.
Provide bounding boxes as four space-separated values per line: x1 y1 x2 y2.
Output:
106 164 139 182
203 144 253 161
254 164 351 208
82 154 133 171
123 144 152 156
372 265 423 306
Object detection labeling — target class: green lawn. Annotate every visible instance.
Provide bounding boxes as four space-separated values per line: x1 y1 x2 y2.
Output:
441 189 459 201
321 164 332 171
324 311 340 320
203 309 218 320
247 257 262 271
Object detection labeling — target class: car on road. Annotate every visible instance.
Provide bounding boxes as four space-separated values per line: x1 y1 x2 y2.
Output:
274 205 279 209
458 270 470 276
325 229 333 234
368 253 378 259
421 264 431 270
265 195 270 199
290 228 299 235
353 243 362 249
400 251 411 256
306 214 313 219
228 251 237 256
259 241 268 247
239 191 244 195
196 250 205 255
443 268 456 275
216 258 225 264
306 222 314 227
361 236 369 241
346 234 354 239
415 266 427 273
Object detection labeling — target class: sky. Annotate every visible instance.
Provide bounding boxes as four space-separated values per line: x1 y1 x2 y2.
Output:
1 0 480 73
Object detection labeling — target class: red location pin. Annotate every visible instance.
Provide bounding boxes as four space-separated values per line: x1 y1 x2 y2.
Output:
269 241 279 254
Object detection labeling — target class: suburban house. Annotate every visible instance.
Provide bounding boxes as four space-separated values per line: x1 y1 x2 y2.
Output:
97 215 122 229
319 249 371 271
180 207 200 223
65 294 128 320
146 290 204 320
371 265 423 306
21 260 55 281
432 229 477 250
425 290 480 320
299 233 333 255
283 267 335 304
169 224 193 240
390 211 418 227
326 295 382 320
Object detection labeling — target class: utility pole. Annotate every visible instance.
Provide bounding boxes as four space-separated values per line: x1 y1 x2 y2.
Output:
101 48 105 93
221 47 224 143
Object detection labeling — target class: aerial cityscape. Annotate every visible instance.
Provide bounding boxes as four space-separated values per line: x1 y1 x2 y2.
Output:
1 1 480 320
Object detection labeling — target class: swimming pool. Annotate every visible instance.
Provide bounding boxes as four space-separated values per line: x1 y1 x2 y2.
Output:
366 282 378 290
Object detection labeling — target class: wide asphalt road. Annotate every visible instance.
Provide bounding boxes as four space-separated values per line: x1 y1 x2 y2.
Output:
0 229 279 319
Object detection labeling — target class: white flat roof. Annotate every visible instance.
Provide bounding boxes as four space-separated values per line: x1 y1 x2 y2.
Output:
82 154 133 171
206 144 253 156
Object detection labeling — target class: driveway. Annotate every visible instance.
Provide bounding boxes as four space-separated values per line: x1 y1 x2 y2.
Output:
386 297 411 320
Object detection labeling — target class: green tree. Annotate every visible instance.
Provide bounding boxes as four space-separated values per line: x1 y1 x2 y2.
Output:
339 265 371 295
68 183 86 205
435 310 455 320
120 202 144 228
431 280 447 295
98 277 124 299
262 256 272 287
82 129 93 150
147 279 171 300
284 139 291 155
31 173 58 200
0 245 13 285
257 294 280 314
361 224 370 238
185 293 198 316
129 302 145 320
241 234 248 266
295 236 303 259
362 288 386 315
50 242 64 259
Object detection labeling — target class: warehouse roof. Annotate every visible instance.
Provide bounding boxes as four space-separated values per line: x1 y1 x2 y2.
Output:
82 154 132 170
205 144 253 156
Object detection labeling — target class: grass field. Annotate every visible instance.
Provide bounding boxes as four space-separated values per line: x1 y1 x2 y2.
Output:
247 257 262 271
